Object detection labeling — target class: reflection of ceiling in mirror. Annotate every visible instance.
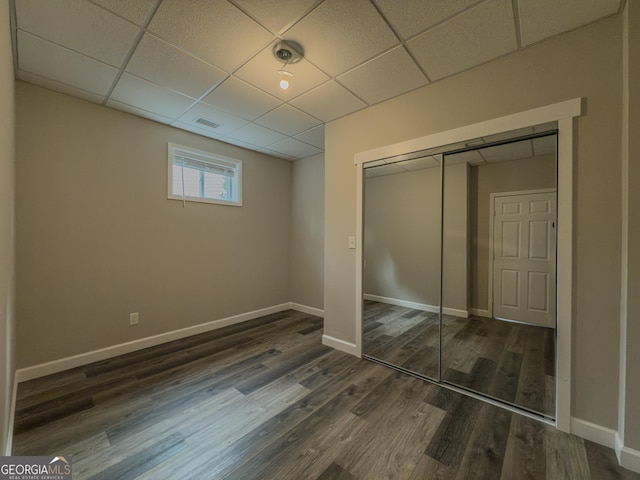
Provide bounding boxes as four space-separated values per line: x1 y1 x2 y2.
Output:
365 155 440 177
364 122 558 177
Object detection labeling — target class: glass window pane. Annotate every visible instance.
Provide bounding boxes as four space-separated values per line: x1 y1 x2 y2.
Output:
203 172 227 200
176 166 200 197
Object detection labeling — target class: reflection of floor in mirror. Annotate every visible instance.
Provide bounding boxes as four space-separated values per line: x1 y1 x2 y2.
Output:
363 300 556 417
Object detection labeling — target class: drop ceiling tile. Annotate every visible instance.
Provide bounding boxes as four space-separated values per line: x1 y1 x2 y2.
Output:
373 0 481 39
254 146 295 160
231 0 319 34
399 156 440 171
106 99 173 124
285 0 399 76
18 70 105 104
268 138 322 159
148 0 273 71
518 0 620 47
110 73 196 119
90 0 158 26
225 123 287 147
290 81 366 122
407 0 517 81
176 102 249 135
479 139 534 163
201 76 281 120
532 136 557 156
16 0 140 67
221 136 260 150
172 121 228 140
126 34 228 99
17 31 119 96
294 125 324 149
337 46 428 105
366 163 405 177
445 150 485 166
234 42 329 101
255 104 320 136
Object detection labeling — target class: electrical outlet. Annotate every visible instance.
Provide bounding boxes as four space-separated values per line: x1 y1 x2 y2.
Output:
129 312 139 325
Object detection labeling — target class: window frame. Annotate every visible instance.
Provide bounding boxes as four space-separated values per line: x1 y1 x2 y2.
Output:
167 143 243 207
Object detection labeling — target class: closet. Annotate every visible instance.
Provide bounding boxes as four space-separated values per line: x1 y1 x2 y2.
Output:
361 125 558 419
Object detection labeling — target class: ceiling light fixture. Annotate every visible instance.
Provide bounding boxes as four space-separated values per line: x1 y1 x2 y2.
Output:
273 41 303 91
278 70 293 90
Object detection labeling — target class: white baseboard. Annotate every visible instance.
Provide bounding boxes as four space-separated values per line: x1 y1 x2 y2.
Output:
289 303 324 317
322 334 357 356
443 307 469 318
16 303 292 383
571 417 616 448
364 294 469 318
364 294 436 313
469 308 491 318
616 433 640 474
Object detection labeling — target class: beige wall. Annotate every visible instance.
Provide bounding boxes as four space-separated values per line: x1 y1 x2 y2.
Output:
0 0 15 455
363 166 441 307
470 154 556 311
15 83 292 368
443 162 469 313
325 17 622 429
621 0 640 452
290 154 324 310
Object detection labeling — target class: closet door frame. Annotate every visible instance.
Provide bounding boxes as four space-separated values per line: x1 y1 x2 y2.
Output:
354 98 581 433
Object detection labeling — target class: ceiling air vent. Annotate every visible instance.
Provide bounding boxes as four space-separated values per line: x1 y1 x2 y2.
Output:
194 117 222 129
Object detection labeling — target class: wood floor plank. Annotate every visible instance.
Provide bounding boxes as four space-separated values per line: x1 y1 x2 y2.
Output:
424 393 483 467
256 411 368 480
455 403 513 480
500 413 547 480
216 384 374 479
516 328 547 413
339 392 446 480
133 382 312 480
95 388 246 479
105 363 267 444
365 302 555 417
87 432 187 480
236 343 332 394
546 430 591 479
585 440 640 480
409 454 454 479
299 350 361 390
488 350 523 403
12 309 639 480
153 362 390 480
315 462 358 480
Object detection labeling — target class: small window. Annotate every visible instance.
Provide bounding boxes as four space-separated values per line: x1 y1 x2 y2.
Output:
168 143 242 206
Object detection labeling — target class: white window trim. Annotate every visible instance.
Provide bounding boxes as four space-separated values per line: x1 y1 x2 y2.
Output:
167 143 243 207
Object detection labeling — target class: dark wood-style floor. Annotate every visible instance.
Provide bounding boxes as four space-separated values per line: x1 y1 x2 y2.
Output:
13 310 638 479
363 300 555 417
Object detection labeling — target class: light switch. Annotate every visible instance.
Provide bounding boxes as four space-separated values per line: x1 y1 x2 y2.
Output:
348 236 356 249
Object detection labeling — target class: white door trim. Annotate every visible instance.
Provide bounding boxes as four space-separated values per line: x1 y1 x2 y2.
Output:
488 188 557 321
355 97 581 433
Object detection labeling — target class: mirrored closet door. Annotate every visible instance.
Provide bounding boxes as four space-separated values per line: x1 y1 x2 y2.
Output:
361 126 558 419
362 153 442 380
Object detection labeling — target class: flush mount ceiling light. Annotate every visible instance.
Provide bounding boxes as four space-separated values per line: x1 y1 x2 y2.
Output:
273 40 303 90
